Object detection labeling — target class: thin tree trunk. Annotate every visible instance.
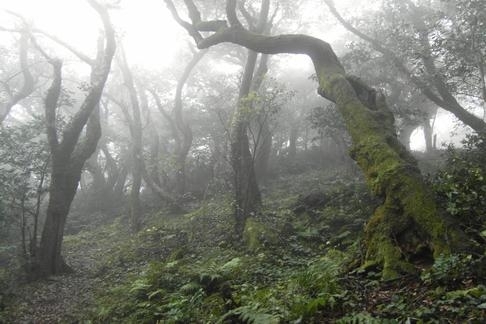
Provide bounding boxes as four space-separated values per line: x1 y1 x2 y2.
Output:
398 122 417 151
0 32 34 123
231 50 262 238
173 49 207 196
118 47 143 232
288 126 298 159
423 118 433 152
30 159 48 258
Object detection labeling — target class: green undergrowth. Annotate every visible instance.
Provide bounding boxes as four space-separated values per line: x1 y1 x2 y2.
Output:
82 170 485 323
4 166 485 323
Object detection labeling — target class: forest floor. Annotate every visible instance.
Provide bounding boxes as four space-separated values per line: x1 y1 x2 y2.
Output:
1 230 108 323
2 169 486 323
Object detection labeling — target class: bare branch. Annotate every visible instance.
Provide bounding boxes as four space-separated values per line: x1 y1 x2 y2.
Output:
238 2 256 30
32 29 96 65
164 0 203 43
0 31 35 123
59 0 116 158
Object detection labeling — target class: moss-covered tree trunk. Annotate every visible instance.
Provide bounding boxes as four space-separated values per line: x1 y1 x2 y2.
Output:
166 0 465 278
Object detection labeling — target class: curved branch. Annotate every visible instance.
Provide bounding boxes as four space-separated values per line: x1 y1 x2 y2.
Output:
59 0 116 158
0 31 35 123
148 88 180 147
174 49 207 133
164 0 203 43
32 29 95 65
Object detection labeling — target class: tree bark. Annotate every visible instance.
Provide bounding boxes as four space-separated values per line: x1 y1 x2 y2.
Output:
166 0 466 278
227 0 271 239
254 120 272 179
36 0 115 277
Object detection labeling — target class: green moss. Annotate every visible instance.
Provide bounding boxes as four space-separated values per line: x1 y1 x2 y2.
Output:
314 66 464 279
243 217 277 251
202 293 227 319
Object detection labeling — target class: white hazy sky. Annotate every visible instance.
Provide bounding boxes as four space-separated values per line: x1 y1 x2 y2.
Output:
0 0 472 147
0 0 362 68
0 0 185 69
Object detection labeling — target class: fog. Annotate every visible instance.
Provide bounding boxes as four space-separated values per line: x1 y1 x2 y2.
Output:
1 0 485 322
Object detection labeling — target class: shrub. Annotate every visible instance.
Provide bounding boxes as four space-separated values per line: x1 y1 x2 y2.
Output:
434 134 486 230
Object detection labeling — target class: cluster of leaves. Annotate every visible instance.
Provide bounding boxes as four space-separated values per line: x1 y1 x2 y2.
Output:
421 254 486 287
433 134 486 233
432 0 486 98
0 117 50 242
308 104 348 144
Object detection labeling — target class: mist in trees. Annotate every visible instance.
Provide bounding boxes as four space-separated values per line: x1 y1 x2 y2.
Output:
1 0 485 322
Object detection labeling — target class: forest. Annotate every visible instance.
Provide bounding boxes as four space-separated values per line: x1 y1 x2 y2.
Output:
0 0 485 322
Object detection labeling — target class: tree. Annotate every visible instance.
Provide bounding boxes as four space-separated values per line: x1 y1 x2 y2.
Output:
117 46 144 232
172 49 207 197
0 29 35 123
0 117 49 259
33 0 116 277
341 41 438 152
323 0 486 134
81 101 128 214
228 0 273 239
165 0 466 278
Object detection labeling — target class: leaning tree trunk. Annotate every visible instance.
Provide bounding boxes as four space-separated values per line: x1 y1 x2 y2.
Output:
165 0 466 279
36 0 115 277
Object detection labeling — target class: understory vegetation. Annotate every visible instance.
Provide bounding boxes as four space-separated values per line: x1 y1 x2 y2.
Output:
2 139 486 323
1 0 485 322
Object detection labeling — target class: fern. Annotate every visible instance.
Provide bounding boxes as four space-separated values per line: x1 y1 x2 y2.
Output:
218 304 280 324
129 279 151 297
336 313 399 324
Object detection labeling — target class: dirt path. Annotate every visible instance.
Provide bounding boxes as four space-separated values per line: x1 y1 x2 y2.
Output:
2 236 105 323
